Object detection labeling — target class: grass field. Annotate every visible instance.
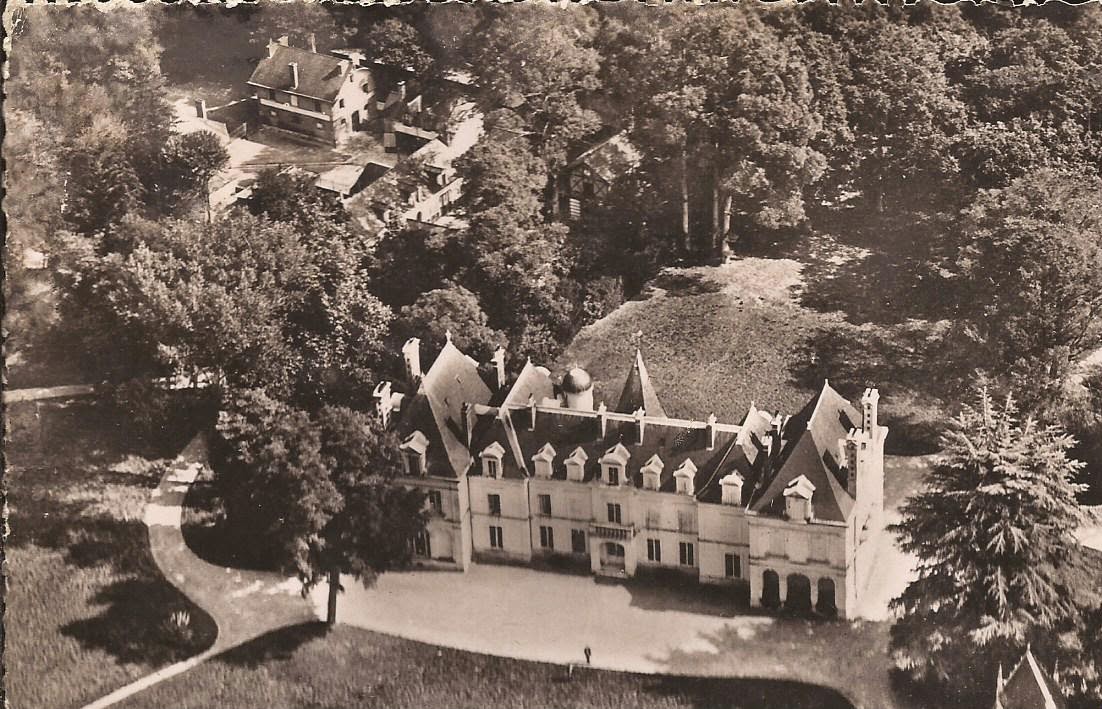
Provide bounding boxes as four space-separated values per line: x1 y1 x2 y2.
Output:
557 207 961 455
4 399 217 709
116 623 856 709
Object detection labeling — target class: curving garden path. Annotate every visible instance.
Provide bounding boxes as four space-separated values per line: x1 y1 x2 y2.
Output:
78 434 318 709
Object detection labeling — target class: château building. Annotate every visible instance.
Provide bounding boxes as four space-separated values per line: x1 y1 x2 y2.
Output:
374 337 887 618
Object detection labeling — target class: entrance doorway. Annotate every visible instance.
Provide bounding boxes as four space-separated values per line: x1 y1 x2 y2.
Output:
600 542 626 571
762 570 781 609
816 578 837 616
785 574 812 614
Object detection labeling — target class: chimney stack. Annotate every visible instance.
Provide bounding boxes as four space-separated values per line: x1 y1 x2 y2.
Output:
705 413 717 451
194 98 208 120
491 347 507 390
598 402 609 438
845 428 859 494
401 337 422 385
528 394 537 431
289 62 300 90
373 381 393 427
634 408 646 445
861 388 880 437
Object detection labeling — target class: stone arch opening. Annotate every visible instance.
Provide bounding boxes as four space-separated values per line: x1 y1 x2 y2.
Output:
785 573 812 614
761 569 781 609
817 577 837 616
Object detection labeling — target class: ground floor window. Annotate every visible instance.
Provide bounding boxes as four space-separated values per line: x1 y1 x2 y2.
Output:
428 490 443 516
539 525 554 549
489 525 503 549
679 542 695 567
725 553 741 578
414 530 431 557
571 529 586 553
647 538 661 562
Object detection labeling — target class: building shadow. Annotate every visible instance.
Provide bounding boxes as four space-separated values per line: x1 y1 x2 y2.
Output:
617 570 748 618
641 675 855 709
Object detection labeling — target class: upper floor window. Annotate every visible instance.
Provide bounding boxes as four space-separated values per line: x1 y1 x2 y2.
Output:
488 494 501 516
607 467 619 486
538 494 552 516
399 430 429 477
607 503 622 525
428 490 443 516
338 98 345 108
486 458 500 479
481 441 506 480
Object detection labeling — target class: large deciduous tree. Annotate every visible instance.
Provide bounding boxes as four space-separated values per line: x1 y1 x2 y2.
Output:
395 284 507 363
215 391 425 624
956 169 1102 413
890 385 1098 707
360 18 434 75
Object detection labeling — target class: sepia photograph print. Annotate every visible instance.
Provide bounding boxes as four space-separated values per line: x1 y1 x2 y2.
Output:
3 1 1102 708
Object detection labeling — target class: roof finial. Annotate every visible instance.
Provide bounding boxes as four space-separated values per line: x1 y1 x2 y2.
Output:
445 329 453 343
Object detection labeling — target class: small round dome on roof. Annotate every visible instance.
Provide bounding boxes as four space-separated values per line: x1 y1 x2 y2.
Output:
561 367 593 394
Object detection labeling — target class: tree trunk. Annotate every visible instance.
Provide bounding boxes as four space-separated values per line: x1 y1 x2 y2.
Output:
680 146 690 255
875 173 885 214
711 176 721 258
326 567 341 625
721 193 734 259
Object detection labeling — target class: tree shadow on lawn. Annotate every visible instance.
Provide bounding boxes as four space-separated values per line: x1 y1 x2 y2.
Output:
648 272 724 299
7 399 219 669
213 622 330 668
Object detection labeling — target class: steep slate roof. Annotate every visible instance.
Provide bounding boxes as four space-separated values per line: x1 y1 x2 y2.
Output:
394 341 493 478
469 407 743 497
615 350 667 418
248 44 351 101
750 381 860 523
696 404 771 505
500 360 555 407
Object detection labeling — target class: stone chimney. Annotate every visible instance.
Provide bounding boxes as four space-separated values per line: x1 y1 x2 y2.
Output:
289 62 300 90
397 80 407 100
861 388 880 436
705 413 717 451
491 347 507 390
194 98 208 120
528 394 537 431
844 428 860 495
401 337 422 385
597 402 608 438
641 454 663 491
308 32 318 53
373 381 393 427
634 408 646 445
720 472 744 506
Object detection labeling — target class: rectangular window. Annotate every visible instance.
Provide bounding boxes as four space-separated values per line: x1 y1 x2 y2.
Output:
725 553 741 578
488 494 501 516
428 490 443 516
414 530 430 557
571 529 586 553
538 494 552 516
606 503 622 525
647 538 661 563
339 98 345 108
539 525 554 549
645 508 660 529
678 510 696 534
489 525 503 549
486 458 500 478
608 467 619 486
679 542 695 567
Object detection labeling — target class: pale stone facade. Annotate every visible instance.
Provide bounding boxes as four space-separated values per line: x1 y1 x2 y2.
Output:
378 339 887 619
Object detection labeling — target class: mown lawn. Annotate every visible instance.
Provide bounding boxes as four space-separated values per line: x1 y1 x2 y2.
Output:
117 623 855 709
4 399 217 709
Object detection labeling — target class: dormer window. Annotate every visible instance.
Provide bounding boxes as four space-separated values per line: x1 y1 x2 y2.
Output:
399 430 429 477
673 459 697 496
532 443 556 479
565 447 588 482
599 442 631 487
641 454 663 491
783 475 816 522
480 441 506 480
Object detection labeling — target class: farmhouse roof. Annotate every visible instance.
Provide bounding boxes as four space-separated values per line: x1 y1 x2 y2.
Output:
995 647 1066 709
248 44 351 101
